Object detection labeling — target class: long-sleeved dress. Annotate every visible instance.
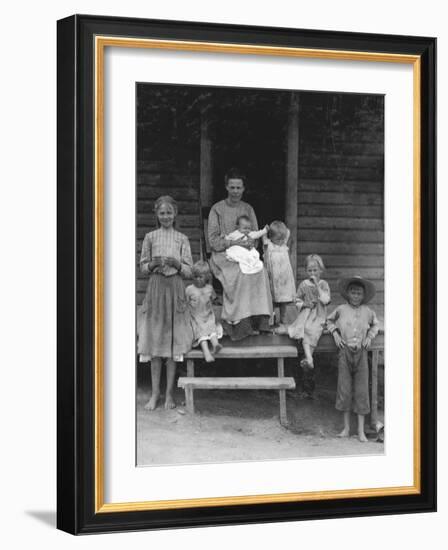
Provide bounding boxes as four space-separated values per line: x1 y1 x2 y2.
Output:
287 279 331 347
208 199 273 339
137 227 194 361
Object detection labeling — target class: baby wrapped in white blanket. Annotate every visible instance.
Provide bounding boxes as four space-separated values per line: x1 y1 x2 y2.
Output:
225 215 268 274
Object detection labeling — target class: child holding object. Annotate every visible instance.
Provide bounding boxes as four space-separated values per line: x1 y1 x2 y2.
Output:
137 195 194 411
262 220 296 324
275 254 330 397
186 261 223 363
326 276 379 442
224 214 268 274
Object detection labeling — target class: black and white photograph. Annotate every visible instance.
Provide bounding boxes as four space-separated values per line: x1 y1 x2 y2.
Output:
1 0 442 542
135 83 385 466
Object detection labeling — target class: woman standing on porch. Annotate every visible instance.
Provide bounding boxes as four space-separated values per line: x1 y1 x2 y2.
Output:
208 168 273 341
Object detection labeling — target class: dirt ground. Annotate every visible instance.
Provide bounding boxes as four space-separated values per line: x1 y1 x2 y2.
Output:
137 360 384 466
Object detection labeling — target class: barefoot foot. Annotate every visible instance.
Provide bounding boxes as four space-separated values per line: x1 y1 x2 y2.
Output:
358 432 368 442
164 395 176 409
212 343 222 355
273 325 288 335
203 351 215 363
144 393 160 411
338 428 350 438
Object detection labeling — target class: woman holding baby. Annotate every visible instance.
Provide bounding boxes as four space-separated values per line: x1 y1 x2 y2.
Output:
207 168 273 340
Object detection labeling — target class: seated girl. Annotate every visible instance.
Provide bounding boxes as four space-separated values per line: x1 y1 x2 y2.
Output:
186 261 223 362
275 254 331 397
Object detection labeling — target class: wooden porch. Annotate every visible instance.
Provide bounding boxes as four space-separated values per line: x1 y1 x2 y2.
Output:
179 332 384 428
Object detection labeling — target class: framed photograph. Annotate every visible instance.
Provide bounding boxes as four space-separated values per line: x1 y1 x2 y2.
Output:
57 14 436 534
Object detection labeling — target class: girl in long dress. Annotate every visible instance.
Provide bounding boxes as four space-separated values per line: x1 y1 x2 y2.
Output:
262 220 296 324
138 195 194 410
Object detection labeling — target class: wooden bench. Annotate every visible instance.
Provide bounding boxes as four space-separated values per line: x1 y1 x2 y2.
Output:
181 338 298 425
181 332 384 428
178 376 296 425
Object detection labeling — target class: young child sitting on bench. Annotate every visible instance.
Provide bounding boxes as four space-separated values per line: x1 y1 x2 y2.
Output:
186 261 223 363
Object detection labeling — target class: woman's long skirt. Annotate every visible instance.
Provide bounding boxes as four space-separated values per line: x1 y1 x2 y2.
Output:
210 251 273 341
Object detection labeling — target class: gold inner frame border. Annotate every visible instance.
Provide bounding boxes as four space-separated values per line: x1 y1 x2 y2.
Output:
94 35 421 513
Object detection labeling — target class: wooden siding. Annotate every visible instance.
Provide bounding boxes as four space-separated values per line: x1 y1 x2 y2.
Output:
136 161 201 305
297 96 384 321
136 92 384 322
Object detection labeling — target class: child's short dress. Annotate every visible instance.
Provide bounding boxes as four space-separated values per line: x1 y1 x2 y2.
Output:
263 236 296 303
137 228 194 361
186 283 223 346
287 279 331 346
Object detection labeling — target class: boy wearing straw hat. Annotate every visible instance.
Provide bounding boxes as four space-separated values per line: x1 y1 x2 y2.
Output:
326 276 379 442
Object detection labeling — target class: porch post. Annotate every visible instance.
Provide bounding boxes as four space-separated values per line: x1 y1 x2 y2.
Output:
285 92 299 279
200 104 213 208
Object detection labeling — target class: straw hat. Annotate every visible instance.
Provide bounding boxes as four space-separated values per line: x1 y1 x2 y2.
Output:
338 276 376 304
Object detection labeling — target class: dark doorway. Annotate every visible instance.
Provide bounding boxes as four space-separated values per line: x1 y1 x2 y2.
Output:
210 87 289 227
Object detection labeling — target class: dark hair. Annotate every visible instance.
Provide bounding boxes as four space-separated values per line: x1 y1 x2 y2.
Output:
236 215 251 227
224 167 246 185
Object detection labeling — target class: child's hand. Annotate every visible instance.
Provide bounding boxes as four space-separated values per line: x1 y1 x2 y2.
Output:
303 299 316 309
362 336 372 349
232 237 246 248
188 295 199 307
236 238 254 249
333 332 345 349
245 237 255 249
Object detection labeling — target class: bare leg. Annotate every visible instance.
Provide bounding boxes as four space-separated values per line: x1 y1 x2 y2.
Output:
144 357 161 410
200 341 215 362
274 324 288 335
357 414 368 442
338 411 350 437
302 343 314 368
210 335 222 355
164 359 177 409
279 303 288 324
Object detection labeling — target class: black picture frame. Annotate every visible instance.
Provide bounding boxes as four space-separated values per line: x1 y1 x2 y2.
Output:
57 14 436 535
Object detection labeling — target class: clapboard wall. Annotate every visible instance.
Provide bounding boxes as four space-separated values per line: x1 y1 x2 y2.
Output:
136 89 384 320
136 161 201 305
297 93 384 321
